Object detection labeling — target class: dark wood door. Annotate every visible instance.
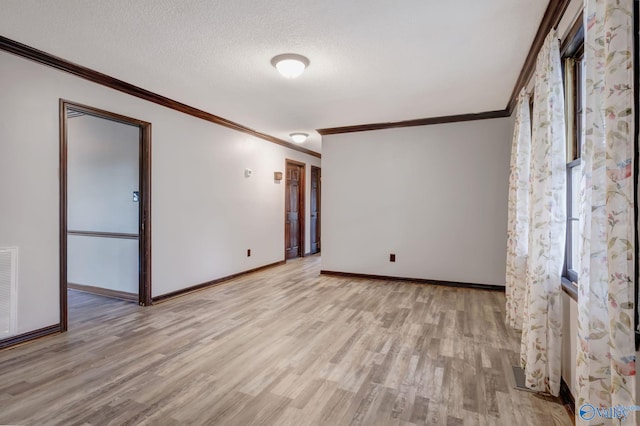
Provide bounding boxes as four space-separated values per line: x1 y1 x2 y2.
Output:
285 160 305 259
310 166 321 254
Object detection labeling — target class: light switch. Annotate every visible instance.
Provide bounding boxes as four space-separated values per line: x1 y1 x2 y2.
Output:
245 168 253 178
132 191 140 202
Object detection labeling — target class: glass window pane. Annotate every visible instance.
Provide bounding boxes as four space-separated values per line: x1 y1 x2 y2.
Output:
568 163 581 276
571 219 580 274
577 57 586 158
571 164 581 216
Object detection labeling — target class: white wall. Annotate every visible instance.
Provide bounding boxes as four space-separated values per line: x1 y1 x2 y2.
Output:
0 50 320 335
561 294 578 397
67 114 140 294
67 114 140 234
321 118 512 286
67 236 139 294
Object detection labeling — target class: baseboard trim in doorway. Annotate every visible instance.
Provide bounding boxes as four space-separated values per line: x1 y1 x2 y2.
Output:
68 283 138 302
152 260 286 303
0 324 61 351
559 377 576 421
512 365 535 392
513 366 576 422
320 270 505 292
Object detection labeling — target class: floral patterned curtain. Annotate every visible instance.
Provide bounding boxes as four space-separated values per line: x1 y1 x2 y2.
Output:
576 0 636 423
519 30 566 397
506 89 531 330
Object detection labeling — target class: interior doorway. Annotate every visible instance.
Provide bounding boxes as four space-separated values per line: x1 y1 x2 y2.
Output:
59 100 152 331
310 166 321 254
285 159 305 259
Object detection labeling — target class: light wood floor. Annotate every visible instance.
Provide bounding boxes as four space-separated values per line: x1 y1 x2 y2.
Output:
0 256 571 425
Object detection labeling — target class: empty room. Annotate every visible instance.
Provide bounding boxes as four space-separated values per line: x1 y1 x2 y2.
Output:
0 0 638 425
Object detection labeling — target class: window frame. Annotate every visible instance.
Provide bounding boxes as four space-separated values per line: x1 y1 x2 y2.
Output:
560 17 584 300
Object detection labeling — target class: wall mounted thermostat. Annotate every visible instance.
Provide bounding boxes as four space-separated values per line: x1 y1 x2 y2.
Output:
244 168 253 178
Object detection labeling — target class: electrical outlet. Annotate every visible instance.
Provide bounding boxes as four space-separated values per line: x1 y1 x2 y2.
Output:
247 249 251 257
390 253 396 262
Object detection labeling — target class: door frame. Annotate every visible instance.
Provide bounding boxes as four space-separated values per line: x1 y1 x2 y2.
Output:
59 100 152 331
310 165 321 254
284 159 306 259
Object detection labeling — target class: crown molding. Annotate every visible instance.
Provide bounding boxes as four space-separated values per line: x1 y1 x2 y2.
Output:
317 0 574 136
505 0 573 115
0 35 321 159
317 110 509 136
2 0 574 144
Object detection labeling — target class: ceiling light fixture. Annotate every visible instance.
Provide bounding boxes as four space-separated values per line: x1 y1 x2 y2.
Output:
289 133 309 143
271 54 310 79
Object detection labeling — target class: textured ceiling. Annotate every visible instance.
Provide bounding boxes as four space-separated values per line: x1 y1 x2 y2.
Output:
0 0 549 153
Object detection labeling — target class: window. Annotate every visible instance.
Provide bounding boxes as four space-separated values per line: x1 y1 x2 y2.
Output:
562 33 584 290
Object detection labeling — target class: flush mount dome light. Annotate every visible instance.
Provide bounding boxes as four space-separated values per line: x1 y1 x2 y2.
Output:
271 54 310 79
289 132 309 143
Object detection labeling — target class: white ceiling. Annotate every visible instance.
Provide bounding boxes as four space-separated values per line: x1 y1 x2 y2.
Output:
0 0 549 153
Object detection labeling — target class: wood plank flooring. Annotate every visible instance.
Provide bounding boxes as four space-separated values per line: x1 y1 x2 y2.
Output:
0 256 572 425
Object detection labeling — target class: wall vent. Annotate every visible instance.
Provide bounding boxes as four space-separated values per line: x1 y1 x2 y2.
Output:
0 248 18 338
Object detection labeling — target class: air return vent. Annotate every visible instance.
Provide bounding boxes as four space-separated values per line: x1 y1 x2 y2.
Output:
0 248 18 338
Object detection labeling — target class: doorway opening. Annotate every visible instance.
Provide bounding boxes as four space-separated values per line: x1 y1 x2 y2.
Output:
285 159 306 259
310 166 321 255
59 100 152 331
